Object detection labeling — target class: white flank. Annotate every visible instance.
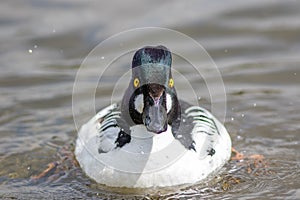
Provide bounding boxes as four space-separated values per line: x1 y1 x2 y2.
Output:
75 104 231 188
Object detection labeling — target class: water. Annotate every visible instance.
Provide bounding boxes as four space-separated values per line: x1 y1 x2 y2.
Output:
1 0 300 199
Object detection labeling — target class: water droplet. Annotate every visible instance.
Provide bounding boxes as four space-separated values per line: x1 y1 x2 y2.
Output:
241 114 245 117
141 151 144 154
34 45 38 49
182 119 186 123
27 166 31 170
197 96 201 101
231 117 234 121
28 49 33 53
253 103 257 107
101 56 105 60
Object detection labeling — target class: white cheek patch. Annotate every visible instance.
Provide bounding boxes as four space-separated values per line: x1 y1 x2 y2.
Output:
166 93 172 113
134 94 144 113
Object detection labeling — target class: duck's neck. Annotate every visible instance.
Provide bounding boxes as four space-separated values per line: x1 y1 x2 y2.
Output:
121 85 181 128
121 85 143 126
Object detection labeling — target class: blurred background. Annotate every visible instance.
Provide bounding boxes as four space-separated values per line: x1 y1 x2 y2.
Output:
0 0 299 199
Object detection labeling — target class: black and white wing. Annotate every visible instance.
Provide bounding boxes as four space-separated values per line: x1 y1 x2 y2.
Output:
174 101 221 158
94 104 131 153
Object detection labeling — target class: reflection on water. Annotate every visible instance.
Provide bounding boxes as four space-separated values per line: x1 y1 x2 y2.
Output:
1 0 300 199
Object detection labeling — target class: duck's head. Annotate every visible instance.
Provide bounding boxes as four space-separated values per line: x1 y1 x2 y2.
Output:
121 45 180 134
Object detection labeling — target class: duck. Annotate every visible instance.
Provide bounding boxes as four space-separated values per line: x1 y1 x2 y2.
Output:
75 45 232 188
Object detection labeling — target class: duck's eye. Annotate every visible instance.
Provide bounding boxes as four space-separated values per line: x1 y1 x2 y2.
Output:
168 78 174 88
133 78 140 88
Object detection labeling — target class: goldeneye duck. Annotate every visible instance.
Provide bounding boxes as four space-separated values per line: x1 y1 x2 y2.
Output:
75 45 231 188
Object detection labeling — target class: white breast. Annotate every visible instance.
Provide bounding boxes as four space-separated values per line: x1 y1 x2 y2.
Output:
75 104 231 188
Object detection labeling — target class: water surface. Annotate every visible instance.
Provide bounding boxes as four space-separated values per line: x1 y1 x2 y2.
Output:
0 0 300 199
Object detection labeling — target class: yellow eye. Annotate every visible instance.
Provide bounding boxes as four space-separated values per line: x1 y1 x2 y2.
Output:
168 78 174 88
133 78 140 88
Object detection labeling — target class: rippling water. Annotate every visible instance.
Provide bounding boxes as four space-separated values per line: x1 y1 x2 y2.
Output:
1 0 300 199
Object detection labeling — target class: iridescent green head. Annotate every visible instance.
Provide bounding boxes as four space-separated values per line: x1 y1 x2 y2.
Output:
131 45 172 88
124 45 178 134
